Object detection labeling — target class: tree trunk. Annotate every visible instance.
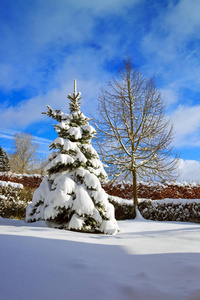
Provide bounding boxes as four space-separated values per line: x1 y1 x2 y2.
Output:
132 168 139 217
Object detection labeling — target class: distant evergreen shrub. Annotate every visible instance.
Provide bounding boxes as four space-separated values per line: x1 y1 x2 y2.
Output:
0 146 10 172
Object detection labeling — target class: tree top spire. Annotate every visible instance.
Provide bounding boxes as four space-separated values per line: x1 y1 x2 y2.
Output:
74 79 77 96
68 80 82 113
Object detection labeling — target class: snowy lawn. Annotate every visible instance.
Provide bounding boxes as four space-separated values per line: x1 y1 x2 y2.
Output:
0 217 200 300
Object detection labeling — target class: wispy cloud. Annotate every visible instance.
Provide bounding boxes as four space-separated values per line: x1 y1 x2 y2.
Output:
0 76 107 131
138 0 200 162
0 128 51 143
159 87 178 106
0 128 51 156
0 0 140 92
171 105 200 147
141 0 200 99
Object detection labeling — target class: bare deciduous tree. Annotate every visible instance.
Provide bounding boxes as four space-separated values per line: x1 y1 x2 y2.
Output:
34 156 48 176
95 58 179 214
9 132 38 174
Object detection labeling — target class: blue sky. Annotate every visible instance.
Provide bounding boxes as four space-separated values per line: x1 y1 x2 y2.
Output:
1 0 200 181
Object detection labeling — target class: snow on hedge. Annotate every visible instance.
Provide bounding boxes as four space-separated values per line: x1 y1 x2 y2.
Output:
0 171 42 178
111 179 200 187
109 195 200 206
145 198 200 205
0 180 23 189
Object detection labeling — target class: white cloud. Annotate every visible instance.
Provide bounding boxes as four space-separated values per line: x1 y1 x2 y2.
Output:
142 0 200 59
0 68 110 151
0 0 139 92
0 0 143 139
141 0 200 93
164 0 200 39
1 0 200 165
178 158 200 182
171 105 200 147
0 73 105 131
160 87 178 105
0 64 18 90
140 0 200 150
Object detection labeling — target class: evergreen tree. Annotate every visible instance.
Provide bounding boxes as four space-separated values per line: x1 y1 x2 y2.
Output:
0 146 10 172
26 81 118 234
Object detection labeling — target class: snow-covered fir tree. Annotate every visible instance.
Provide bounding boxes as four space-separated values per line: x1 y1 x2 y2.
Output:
0 146 10 172
26 81 118 234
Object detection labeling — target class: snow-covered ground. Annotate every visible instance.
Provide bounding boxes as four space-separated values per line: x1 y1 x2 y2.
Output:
0 217 200 300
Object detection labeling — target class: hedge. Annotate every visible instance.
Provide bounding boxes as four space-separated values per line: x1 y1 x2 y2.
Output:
1 182 200 224
110 196 200 223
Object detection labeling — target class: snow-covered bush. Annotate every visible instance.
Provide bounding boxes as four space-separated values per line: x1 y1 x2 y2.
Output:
0 196 27 219
26 81 118 234
0 181 30 219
